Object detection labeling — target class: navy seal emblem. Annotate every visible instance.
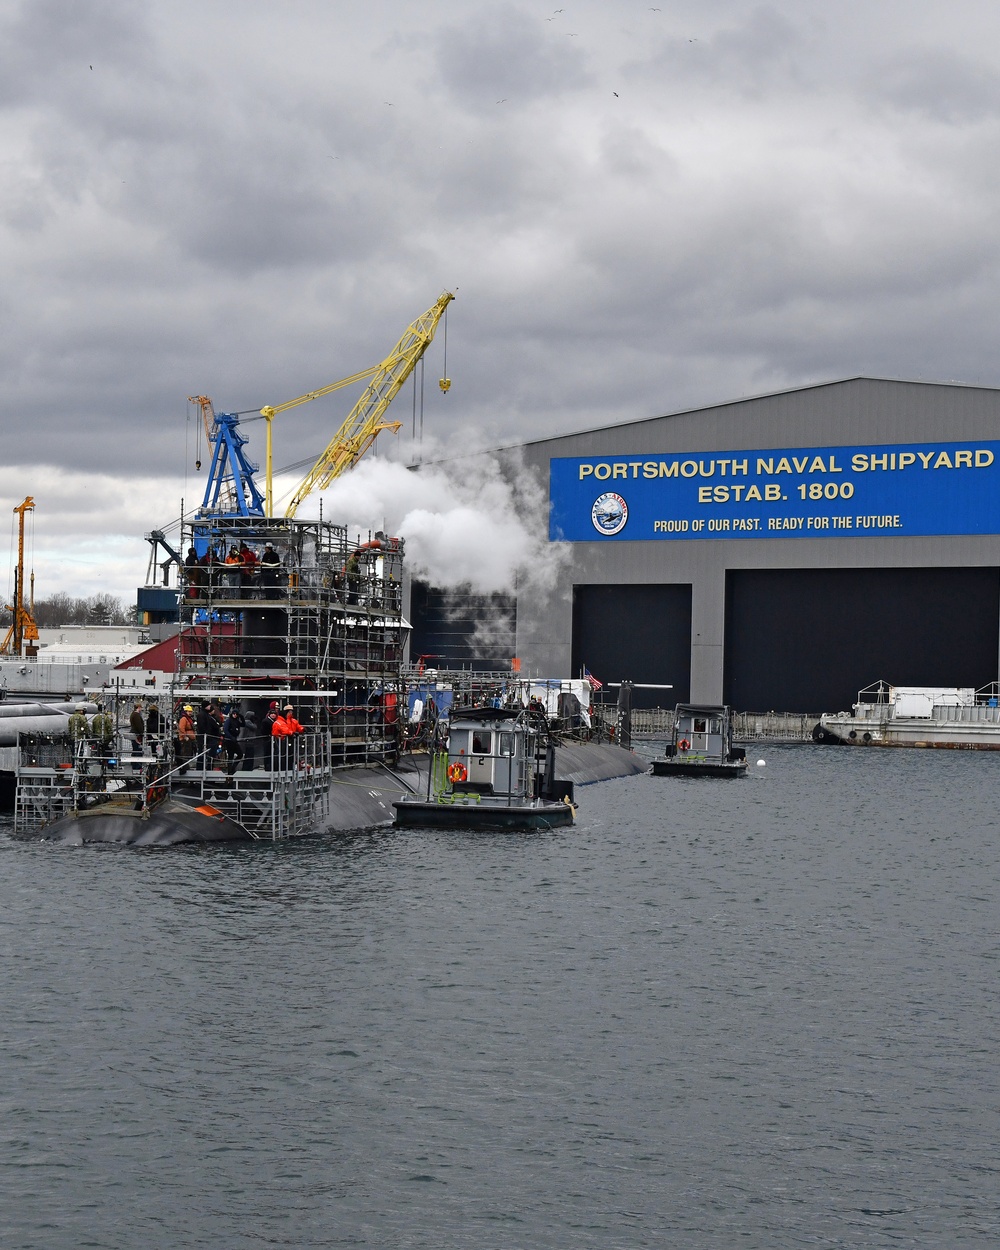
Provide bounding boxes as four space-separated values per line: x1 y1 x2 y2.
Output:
591 492 628 536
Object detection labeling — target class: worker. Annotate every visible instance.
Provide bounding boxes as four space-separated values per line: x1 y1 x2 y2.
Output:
146 702 162 743
221 705 245 776
270 703 296 769
184 547 202 599
196 701 221 767
224 546 242 598
281 703 304 734
239 707 260 770
239 543 258 598
129 702 144 748
177 703 196 773
345 550 361 604
90 705 115 755
67 705 90 741
260 544 283 599
262 701 280 767
128 701 145 771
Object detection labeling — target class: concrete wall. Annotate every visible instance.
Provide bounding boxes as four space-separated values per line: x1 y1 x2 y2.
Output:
516 378 1000 702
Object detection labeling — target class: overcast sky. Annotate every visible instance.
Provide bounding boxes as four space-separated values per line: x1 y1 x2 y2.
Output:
4 0 1000 603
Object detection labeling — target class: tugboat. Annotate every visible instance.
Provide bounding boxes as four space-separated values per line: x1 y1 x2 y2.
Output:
650 704 748 778
393 704 576 830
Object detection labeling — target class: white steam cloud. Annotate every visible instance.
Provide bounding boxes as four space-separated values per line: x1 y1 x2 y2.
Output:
304 451 567 595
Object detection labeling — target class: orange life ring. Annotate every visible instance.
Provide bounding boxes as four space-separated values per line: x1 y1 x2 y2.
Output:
447 761 468 784
677 738 691 751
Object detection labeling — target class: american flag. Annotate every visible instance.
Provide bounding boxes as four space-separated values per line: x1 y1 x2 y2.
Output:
583 666 602 691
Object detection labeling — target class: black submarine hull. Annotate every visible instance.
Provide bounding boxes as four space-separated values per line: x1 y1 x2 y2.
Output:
37 798 251 847
21 745 643 846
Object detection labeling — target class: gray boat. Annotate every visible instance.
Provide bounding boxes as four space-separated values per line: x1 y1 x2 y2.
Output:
650 704 748 778
393 705 576 830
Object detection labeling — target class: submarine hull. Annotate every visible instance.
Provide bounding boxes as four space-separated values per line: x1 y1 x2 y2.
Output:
35 799 251 847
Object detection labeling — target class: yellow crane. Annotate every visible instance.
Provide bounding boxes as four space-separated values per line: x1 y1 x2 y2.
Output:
1 496 40 657
260 290 455 517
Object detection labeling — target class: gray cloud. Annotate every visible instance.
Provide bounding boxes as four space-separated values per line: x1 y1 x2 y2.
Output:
432 4 593 112
1 0 1000 516
867 46 1000 124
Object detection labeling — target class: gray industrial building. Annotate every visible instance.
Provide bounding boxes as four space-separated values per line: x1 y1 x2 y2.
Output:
411 377 1000 712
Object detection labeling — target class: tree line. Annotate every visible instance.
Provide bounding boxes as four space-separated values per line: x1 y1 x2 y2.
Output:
0 592 136 629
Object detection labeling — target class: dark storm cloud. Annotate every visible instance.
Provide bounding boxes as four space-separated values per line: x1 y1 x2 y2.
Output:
3 0 1000 498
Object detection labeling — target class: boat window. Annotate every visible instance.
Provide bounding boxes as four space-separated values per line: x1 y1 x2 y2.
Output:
499 732 514 756
693 718 707 733
472 730 493 754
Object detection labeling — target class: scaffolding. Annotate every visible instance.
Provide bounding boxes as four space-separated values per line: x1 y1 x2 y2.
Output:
177 515 405 767
13 515 408 840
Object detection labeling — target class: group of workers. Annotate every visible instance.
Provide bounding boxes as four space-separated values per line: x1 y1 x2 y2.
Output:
184 542 284 600
68 701 162 746
176 698 304 774
66 697 306 776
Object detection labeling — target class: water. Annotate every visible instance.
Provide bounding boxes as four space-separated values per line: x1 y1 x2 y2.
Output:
2 745 1000 1249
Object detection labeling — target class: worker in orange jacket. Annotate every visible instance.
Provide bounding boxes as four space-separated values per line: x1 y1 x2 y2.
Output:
271 704 304 737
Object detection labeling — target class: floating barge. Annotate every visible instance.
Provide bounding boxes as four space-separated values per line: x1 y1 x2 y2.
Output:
815 680 1000 749
650 704 748 778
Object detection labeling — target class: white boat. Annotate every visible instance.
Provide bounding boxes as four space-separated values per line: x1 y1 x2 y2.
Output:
815 680 1000 749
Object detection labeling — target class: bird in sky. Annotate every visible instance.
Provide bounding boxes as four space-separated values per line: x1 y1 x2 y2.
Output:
613 91 619 97
497 98 508 103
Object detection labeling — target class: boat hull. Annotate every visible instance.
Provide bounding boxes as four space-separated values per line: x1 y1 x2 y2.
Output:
392 798 574 831
817 716 1000 750
650 759 748 778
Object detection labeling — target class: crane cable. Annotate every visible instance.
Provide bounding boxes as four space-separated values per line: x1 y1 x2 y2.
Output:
440 303 449 392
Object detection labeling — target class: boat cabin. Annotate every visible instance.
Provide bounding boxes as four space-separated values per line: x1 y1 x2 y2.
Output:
447 706 532 798
651 703 747 778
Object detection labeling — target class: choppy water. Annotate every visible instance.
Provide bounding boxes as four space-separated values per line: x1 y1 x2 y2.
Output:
2 744 1000 1249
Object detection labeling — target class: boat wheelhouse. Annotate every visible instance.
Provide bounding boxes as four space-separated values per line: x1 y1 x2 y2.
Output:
393 704 576 830
650 704 747 778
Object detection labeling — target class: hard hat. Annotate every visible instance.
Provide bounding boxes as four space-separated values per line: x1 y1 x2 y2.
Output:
269 701 278 709
283 704 294 711
183 704 193 712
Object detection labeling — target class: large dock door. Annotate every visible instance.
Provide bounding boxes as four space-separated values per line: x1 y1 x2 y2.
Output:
724 567 1000 713
571 584 691 707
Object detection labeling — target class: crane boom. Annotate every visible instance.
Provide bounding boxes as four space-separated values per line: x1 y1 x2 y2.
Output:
281 291 454 517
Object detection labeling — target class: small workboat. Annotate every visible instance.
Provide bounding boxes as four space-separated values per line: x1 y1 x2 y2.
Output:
393 705 576 830
650 704 748 778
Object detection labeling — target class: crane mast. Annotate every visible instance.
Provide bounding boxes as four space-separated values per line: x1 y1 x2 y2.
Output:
1 496 40 657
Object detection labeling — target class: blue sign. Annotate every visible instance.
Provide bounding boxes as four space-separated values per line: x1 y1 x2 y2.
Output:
549 440 1000 541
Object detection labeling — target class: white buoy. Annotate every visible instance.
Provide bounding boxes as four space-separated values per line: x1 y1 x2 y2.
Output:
756 759 766 767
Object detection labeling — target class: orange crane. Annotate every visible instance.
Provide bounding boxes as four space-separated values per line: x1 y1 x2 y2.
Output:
1 496 40 657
